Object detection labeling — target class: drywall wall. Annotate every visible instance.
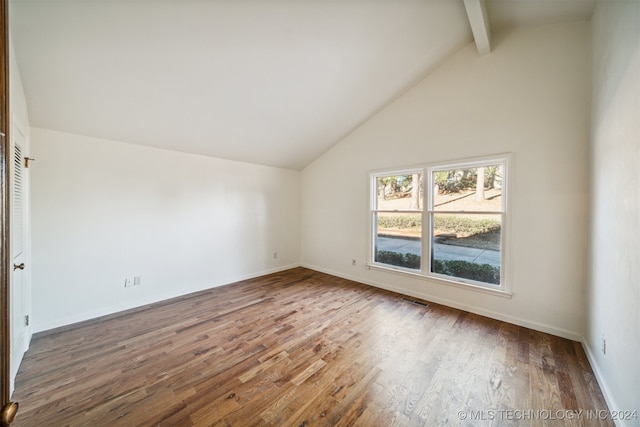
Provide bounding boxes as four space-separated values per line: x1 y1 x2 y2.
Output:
10 40 29 128
30 128 300 332
588 0 640 423
301 22 591 340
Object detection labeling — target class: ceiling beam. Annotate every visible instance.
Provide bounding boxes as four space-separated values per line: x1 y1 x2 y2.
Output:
464 0 491 56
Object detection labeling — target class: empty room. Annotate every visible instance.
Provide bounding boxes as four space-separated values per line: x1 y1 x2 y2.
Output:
0 0 638 426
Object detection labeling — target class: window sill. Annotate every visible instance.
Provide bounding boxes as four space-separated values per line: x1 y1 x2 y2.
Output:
366 263 513 299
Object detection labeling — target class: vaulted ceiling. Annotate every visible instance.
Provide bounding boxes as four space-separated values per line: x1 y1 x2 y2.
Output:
10 0 595 170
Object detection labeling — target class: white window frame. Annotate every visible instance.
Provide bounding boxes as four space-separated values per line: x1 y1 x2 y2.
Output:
369 154 511 297
370 168 424 273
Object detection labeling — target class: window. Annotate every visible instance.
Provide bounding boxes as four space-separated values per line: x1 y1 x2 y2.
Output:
371 155 509 293
372 172 423 270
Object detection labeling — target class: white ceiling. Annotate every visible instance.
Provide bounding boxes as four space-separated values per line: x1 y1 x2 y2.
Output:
488 0 595 28
10 0 595 170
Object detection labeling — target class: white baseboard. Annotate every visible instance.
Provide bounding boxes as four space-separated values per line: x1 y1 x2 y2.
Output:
301 263 583 342
26 263 628 426
33 263 301 334
304 264 637 424
581 338 631 427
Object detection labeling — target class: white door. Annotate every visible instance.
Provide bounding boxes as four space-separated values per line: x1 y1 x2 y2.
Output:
10 123 29 386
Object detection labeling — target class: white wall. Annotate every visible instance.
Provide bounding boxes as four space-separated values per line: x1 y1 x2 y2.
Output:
10 40 29 129
301 22 591 340
30 128 300 332
588 1 640 424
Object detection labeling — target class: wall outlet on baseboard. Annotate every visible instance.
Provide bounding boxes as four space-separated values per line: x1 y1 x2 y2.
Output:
601 336 606 355
124 277 134 288
351 259 356 266
273 252 278 259
133 276 141 286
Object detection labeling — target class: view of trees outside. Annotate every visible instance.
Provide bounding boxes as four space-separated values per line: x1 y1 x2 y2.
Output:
374 173 423 269
374 165 503 285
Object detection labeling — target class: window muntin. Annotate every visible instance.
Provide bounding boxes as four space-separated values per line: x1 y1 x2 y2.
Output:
370 157 508 291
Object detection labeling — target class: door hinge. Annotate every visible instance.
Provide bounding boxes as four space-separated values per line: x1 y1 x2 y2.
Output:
25 315 29 326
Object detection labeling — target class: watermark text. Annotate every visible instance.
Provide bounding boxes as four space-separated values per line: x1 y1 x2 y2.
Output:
457 409 638 422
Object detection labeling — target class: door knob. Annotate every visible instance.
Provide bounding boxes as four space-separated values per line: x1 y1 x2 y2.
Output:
1 401 19 425
13 263 24 271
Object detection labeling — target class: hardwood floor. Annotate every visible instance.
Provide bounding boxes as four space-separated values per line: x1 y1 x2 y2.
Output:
12 268 612 426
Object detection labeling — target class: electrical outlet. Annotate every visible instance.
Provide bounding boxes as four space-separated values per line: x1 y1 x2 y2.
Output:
351 259 356 266
133 276 141 286
24 315 29 326
124 277 134 288
273 252 278 259
601 336 606 355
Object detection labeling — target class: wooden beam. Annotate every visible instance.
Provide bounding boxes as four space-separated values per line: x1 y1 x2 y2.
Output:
464 0 492 56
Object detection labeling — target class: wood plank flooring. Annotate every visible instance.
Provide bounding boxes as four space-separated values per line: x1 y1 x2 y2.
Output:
11 268 612 426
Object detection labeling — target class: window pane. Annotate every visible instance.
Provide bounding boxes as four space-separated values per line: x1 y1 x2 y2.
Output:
432 165 503 212
431 213 501 285
374 212 421 270
376 173 423 210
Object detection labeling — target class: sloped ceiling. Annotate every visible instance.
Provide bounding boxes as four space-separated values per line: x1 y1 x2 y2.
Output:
488 0 595 28
10 0 594 170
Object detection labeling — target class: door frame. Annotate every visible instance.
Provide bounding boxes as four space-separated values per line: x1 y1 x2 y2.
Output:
1 0 18 425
